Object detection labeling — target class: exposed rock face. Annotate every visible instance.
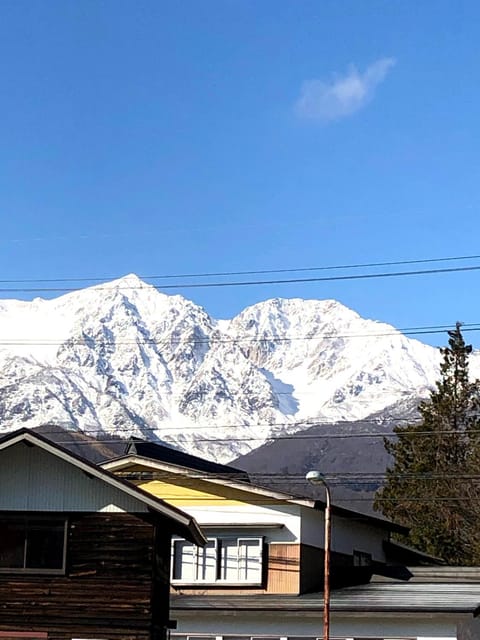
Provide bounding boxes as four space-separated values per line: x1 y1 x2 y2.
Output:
0 274 474 462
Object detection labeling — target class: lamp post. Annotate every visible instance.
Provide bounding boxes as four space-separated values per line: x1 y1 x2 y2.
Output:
306 470 331 640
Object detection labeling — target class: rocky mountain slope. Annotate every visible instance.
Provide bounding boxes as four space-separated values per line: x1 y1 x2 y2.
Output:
0 274 474 462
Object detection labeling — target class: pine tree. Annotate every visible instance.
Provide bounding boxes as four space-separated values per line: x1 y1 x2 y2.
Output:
374 323 480 564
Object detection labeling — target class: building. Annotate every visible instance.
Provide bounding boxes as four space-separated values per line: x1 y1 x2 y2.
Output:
104 438 401 595
103 438 480 640
0 428 204 640
171 567 480 640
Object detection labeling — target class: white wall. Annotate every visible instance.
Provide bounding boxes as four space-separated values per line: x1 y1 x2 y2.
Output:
181 500 389 559
0 442 149 512
300 506 387 561
185 503 302 543
175 610 461 639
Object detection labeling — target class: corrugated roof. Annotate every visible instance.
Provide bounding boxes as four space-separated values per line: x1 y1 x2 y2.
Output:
171 581 480 614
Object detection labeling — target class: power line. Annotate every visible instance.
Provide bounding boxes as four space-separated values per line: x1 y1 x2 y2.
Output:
2 252 480 284
2 262 480 294
12 415 417 433
26 426 480 441
1 322 480 347
115 470 480 482
23 447 480 486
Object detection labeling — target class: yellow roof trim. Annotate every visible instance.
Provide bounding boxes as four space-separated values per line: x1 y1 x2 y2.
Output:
102 454 315 508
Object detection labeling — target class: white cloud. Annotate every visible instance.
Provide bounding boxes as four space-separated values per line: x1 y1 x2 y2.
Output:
295 57 396 123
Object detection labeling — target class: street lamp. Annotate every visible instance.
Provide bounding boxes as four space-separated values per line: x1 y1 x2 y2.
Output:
306 470 331 640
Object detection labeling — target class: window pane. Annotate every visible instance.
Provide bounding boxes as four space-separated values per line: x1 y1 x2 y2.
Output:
0 521 25 568
173 540 195 582
26 520 65 570
238 539 261 582
220 539 239 581
196 540 217 581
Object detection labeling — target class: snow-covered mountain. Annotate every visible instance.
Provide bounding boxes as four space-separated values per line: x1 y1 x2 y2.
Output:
0 274 474 462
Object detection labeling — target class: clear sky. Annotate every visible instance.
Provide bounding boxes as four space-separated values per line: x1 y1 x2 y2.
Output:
1 0 480 347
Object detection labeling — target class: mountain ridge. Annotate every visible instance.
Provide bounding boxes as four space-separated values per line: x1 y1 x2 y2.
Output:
0 274 469 462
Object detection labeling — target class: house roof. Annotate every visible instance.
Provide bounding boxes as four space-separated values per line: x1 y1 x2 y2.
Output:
173 567 480 615
384 539 445 565
171 579 480 615
373 566 480 583
123 438 250 480
0 428 205 546
102 449 407 534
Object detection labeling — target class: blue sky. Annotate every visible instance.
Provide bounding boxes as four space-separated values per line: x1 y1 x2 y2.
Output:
1 0 480 346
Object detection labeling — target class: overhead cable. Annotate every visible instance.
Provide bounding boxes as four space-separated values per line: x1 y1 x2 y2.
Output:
2 263 480 294
2 251 480 284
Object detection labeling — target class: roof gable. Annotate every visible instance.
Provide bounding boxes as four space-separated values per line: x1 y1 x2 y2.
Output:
0 429 205 545
0 442 154 513
103 453 407 534
103 454 303 505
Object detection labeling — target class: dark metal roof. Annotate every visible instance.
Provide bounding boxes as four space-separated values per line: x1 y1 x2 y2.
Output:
372 566 480 584
383 539 445 565
124 438 250 481
171 580 480 614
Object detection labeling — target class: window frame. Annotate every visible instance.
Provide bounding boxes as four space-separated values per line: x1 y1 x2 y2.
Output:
0 515 68 575
171 535 263 586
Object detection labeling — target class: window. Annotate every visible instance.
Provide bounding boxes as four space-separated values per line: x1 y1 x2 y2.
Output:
172 536 263 584
0 516 67 574
353 550 372 567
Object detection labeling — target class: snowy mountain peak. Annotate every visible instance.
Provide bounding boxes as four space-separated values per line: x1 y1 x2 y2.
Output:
236 296 361 322
0 277 450 461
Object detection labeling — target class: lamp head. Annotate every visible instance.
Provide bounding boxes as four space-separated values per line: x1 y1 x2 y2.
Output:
305 470 326 485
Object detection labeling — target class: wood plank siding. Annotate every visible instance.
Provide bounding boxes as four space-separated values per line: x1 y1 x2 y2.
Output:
266 543 300 593
0 512 172 640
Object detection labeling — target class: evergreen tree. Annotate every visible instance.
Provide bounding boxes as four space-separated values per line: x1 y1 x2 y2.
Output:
375 323 480 564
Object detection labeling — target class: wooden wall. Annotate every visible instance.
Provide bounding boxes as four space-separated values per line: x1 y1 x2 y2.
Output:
266 543 300 593
0 512 173 640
